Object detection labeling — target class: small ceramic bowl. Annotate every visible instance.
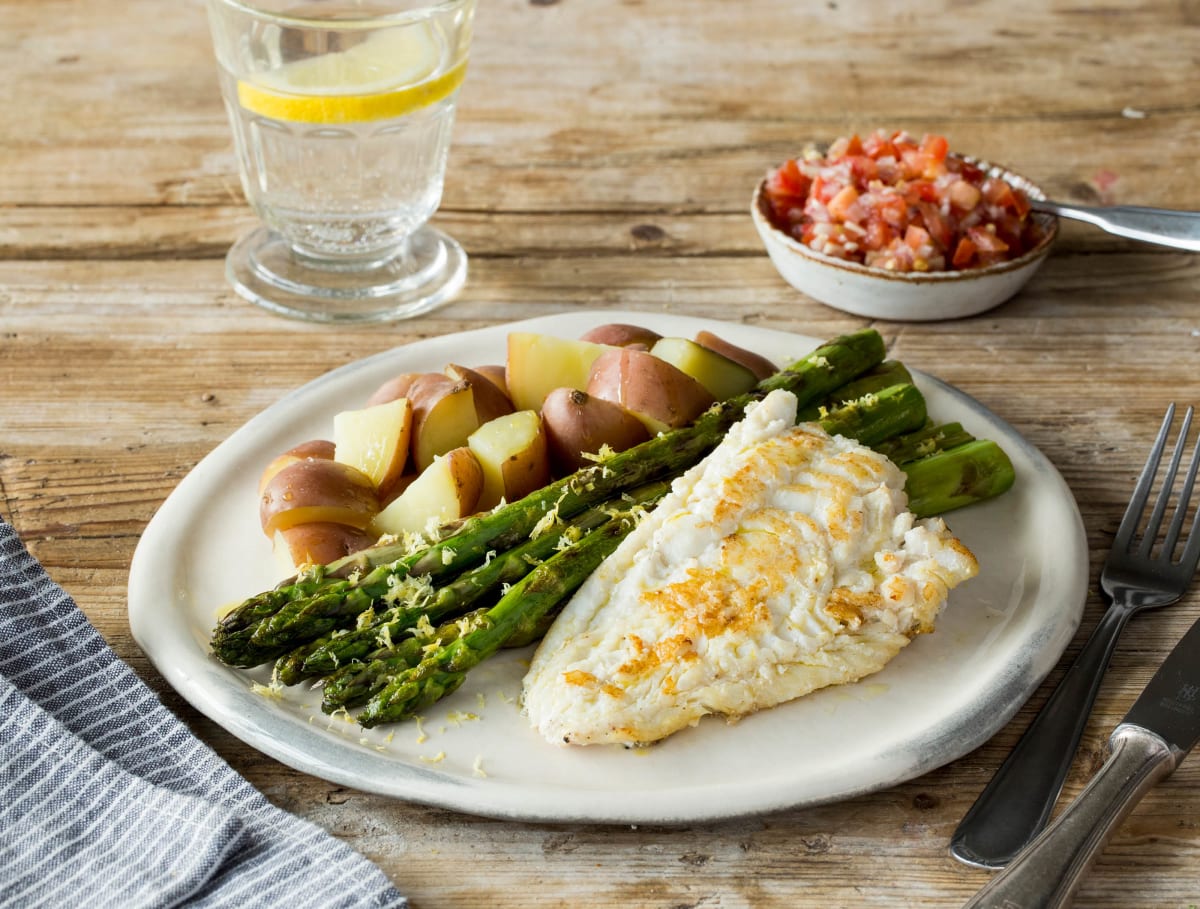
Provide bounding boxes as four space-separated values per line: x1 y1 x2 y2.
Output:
751 156 1059 321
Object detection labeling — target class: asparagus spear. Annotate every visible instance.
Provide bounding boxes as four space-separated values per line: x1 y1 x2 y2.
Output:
292 480 671 680
358 517 632 728
353 432 1016 727
819 359 913 409
319 607 489 711
215 377 923 668
904 439 1015 517
877 421 974 465
212 328 888 666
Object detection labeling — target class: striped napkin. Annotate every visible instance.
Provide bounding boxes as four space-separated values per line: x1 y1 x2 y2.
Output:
0 518 407 909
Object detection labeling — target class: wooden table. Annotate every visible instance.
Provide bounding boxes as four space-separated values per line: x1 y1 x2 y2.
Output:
3 0 1198 905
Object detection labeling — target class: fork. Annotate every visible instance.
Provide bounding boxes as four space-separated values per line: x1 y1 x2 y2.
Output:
950 403 1200 869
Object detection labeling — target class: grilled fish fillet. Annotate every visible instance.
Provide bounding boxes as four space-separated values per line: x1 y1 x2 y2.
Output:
522 389 978 746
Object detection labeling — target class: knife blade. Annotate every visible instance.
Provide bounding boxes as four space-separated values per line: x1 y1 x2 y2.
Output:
961 612 1200 909
1115 614 1200 759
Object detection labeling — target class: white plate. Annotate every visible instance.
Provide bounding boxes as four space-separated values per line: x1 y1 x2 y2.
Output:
129 311 1088 824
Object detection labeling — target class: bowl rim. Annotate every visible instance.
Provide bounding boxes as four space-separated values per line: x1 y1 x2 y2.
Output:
751 152 1060 284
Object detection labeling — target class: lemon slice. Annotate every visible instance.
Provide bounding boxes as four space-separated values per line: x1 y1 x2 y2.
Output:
237 24 466 124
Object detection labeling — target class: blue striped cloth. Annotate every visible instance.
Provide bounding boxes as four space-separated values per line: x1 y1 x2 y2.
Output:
0 518 407 908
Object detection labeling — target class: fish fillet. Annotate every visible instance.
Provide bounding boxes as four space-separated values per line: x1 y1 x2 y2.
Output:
521 389 978 746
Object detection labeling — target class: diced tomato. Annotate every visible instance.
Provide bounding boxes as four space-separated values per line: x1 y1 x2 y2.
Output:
900 149 927 179
862 132 898 160
809 174 830 203
875 192 908 228
864 216 896 251
826 185 860 221
916 201 954 250
947 179 982 212
951 237 977 269
828 134 865 159
967 225 1010 254
770 158 809 197
846 154 879 184
982 177 1017 211
761 129 1042 272
1010 188 1032 218
922 134 949 163
905 180 940 204
958 160 984 183
904 224 933 251
892 132 919 156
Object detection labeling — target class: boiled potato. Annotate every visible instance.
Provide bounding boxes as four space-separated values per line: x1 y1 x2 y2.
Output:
506 332 612 412
408 374 483 473
259 459 379 537
444 364 515 424
650 337 758 401
578 323 662 349
472 364 510 399
586 348 715 436
379 471 419 508
467 410 551 509
365 372 428 407
540 387 650 475
333 397 413 499
258 439 336 493
371 446 484 536
272 522 376 575
693 330 778 381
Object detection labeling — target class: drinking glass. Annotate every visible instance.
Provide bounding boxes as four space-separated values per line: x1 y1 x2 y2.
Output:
205 0 475 322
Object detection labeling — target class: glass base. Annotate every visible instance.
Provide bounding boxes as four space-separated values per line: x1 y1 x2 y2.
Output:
225 225 467 323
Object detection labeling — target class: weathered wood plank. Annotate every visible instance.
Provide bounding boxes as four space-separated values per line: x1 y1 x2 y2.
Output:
4 0 1199 904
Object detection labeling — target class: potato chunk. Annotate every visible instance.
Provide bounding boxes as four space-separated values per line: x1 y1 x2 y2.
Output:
586 347 715 436
506 332 612 412
468 410 552 510
541 388 649 475
333 397 413 499
371 447 484 536
259 459 379 537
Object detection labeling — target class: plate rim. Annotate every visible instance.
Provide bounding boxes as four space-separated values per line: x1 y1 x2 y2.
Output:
128 310 1088 824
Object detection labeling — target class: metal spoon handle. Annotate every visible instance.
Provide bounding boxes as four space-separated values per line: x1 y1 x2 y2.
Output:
949 604 1131 868
959 726 1176 909
1033 199 1200 251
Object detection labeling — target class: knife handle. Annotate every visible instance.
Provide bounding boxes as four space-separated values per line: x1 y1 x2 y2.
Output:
950 604 1131 868
959 725 1177 909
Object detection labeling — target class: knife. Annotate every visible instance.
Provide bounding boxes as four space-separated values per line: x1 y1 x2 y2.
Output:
960 612 1200 909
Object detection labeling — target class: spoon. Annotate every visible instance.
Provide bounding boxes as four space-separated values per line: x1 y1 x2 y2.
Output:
1032 199 1200 251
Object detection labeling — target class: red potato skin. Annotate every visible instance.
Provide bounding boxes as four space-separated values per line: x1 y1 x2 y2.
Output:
499 433 551 503
541 387 650 475
365 372 427 407
578 323 663 348
471 364 510 400
586 348 715 432
441 446 486 517
406 373 459 419
445 364 516 424
259 459 379 537
693 331 778 382
406 373 480 472
258 439 336 493
278 522 377 567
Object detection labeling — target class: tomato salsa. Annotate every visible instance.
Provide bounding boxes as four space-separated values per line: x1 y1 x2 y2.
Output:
761 131 1046 273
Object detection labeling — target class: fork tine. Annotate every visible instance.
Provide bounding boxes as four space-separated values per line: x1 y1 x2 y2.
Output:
1113 403 1175 553
1171 417 1200 570
1179 492 1200 572
1139 405 1193 557
1160 407 1198 560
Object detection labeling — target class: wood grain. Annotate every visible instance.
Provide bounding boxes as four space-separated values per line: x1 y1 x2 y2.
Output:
3 0 1199 906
